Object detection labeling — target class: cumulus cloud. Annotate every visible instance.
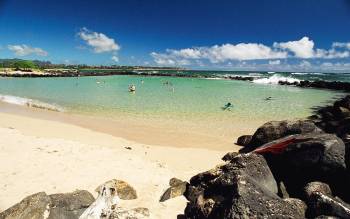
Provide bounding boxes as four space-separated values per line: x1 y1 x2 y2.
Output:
274 37 350 59
78 27 120 53
8 44 48 56
151 43 287 65
151 37 350 69
111 55 119 62
274 37 315 58
269 60 281 65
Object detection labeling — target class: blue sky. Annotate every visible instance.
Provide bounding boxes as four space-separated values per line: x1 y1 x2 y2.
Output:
1 0 350 72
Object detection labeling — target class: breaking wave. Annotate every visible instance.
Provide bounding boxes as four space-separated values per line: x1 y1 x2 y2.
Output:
0 94 64 112
253 74 300 85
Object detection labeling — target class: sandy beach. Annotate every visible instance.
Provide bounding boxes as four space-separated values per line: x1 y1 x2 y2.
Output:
0 105 244 218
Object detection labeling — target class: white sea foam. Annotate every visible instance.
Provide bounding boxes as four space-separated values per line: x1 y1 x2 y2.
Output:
291 72 308 75
291 72 325 76
0 94 64 112
253 74 300 85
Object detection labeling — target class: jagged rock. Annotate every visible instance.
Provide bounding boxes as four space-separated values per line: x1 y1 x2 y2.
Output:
304 181 332 198
236 135 252 146
110 207 150 219
304 181 350 218
243 120 321 152
159 178 188 202
254 133 347 199
284 198 307 217
0 190 94 219
221 152 239 162
256 133 346 174
95 179 137 200
184 153 305 218
278 181 290 199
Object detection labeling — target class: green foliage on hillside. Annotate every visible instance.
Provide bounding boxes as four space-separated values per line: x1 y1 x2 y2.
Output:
13 60 38 70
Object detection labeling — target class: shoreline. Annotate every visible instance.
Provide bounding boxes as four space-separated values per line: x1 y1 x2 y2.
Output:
0 105 233 217
1 70 350 92
0 101 249 150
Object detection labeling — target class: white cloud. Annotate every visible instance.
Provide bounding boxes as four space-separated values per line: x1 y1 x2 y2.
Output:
111 55 119 62
269 60 281 65
78 27 120 53
151 43 287 66
273 37 315 58
8 44 48 56
150 52 192 66
201 43 287 62
299 60 312 68
314 48 349 59
332 42 350 49
151 37 350 68
274 37 350 59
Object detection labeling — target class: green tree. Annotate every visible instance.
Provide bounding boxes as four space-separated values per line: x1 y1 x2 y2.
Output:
13 60 38 71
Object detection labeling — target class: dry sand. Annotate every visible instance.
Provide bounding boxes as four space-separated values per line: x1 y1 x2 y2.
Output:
0 107 248 218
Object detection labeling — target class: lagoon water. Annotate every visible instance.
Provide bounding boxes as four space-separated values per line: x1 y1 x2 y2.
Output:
0 74 343 124
0 72 346 144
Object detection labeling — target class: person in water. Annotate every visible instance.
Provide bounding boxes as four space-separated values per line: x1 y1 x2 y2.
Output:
222 102 233 110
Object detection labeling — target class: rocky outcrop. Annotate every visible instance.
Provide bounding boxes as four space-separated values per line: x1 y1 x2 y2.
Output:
184 153 306 218
241 120 321 152
304 182 350 218
0 190 94 219
159 178 188 202
185 94 350 219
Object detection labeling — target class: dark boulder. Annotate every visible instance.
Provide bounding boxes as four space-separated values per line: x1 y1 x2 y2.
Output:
235 135 252 146
184 153 306 218
221 152 239 162
254 133 347 199
0 190 94 219
304 182 350 218
243 120 321 152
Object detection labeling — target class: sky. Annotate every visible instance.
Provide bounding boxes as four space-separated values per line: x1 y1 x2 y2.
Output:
1 0 350 72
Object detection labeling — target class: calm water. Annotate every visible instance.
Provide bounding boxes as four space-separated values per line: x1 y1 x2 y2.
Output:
0 74 344 125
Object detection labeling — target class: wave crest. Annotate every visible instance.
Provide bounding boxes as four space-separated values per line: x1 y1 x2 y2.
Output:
0 95 64 112
253 74 300 85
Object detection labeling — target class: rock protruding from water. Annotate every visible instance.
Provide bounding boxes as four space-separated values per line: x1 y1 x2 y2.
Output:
0 190 94 219
184 153 306 218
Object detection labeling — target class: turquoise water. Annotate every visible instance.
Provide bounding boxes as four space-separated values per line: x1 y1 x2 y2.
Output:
0 75 343 124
